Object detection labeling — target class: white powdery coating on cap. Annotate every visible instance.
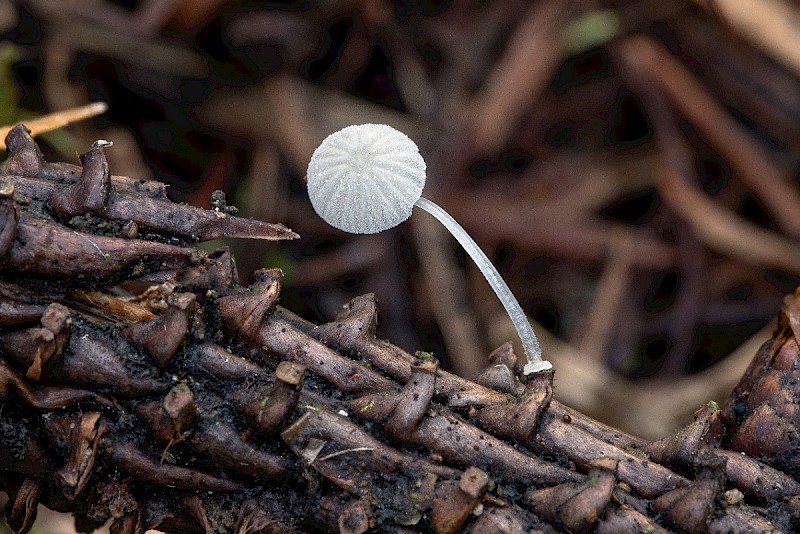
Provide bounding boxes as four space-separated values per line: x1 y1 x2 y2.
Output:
307 124 426 234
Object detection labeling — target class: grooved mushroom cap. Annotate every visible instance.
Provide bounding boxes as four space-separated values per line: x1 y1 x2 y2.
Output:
307 124 427 234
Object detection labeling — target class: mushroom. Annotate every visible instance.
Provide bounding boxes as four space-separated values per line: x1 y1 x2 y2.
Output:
307 124 552 374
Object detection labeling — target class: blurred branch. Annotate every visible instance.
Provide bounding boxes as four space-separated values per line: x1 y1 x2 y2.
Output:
574 230 634 363
53 20 206 76
617 34 800 239
695 0 800 78
467 0 567 156
657 169 800 273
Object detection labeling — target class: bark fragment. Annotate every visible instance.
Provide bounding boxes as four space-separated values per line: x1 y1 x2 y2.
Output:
9 216 197 280
217 268 282 340
473 342 525 395
192 342 265 378
54 334 168 396
5 478 42 534
2 126 299 243
2 302 71 380
0 180 18 258
110 442 242 492
431 467 489 534
525 457 618 533
44 412 108 499
121 291 195 367
234 360 304 437
653 451 727 534
48 140 111 217
190 423 288 480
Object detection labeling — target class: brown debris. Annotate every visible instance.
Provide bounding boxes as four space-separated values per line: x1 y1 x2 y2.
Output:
337 499 375 534
163 382 196 427
653 451 727 534
235 500 295 534
136 382 196 446
182 494 212 534
1 125 48 177
351 372 580 487
43 412 108 498
55 334 168 396
282 406 459 502
217 268 282 340
90 480 139 531
2 302 71 380
0 359 111 410
260 315 396 393
463 506 530 534
173 247 239 293
234 360 305 437
386 359 438 439
473 369 553 443
0 179 17 258
535 415 687 499
314 296 667 492
716 449 800 499
134 498 213 533
121 291 195 367
48 140 111 217
311 294 510 406
65 288 158 323
192 342 265 378
472 342 525 396
431 467 489 534
2 126 299 243
0 296 46 327
525 457 618 534
707 505 782 534
110 442 242 492
190 423 288 480
5 478 42 534
647 402 723 470
9 215 197 279
596 505 670 534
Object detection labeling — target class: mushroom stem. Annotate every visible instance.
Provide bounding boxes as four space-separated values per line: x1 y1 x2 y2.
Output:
414 197 552 374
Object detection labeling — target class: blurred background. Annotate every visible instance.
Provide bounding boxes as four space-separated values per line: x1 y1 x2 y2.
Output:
2 0 800 446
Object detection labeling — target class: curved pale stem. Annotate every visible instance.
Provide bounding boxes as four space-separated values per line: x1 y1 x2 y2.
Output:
414 197 552 374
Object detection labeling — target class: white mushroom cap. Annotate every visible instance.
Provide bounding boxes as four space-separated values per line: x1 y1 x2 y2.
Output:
307 124 426 234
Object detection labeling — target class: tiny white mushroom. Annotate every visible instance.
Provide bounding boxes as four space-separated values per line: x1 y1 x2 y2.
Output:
307 124 425 234
307 124 552 374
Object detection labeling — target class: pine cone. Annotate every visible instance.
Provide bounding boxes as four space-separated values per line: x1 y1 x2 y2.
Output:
1 126 799 533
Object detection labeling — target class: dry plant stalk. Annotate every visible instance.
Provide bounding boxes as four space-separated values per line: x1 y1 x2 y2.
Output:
0 102 109 150
1 125 799 532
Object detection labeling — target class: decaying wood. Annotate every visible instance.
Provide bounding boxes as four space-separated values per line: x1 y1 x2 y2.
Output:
1 127 799 532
